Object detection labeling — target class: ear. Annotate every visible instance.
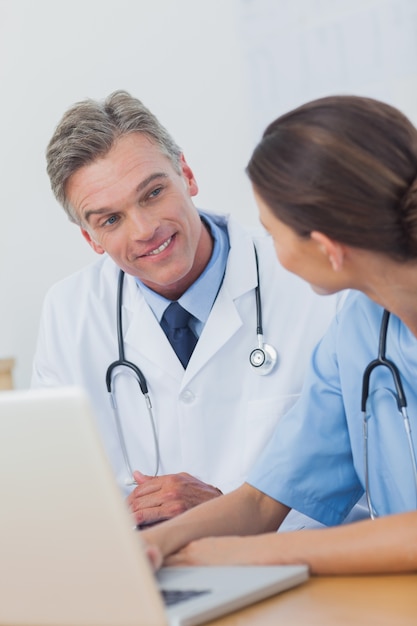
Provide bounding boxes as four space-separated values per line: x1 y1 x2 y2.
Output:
180 154 199 197
80 227 105 255
310 231 345 271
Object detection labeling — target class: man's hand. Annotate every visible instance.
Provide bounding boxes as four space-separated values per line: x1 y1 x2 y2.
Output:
127 471 222 527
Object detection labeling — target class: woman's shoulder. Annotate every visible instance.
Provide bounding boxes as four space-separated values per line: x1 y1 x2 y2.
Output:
339 290 383 323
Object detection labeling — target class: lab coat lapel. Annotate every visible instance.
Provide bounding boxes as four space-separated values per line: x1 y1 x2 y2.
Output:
182 218 258 385
181 285 243 383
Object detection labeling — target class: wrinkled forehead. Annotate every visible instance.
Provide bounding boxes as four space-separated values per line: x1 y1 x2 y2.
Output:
65 134 176 220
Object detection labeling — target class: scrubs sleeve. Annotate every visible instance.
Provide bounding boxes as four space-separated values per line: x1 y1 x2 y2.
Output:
247 313 363 527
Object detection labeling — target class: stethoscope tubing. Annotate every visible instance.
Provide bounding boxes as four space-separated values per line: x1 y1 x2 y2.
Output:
362 309 417 518
105 245 276 484
106 271 160 481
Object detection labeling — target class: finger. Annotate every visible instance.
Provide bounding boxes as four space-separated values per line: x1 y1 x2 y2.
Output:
134 500 184 526
144 545 163 572
132 470 151 484
164 548 200 567
130 479 163 500
164 551 189 567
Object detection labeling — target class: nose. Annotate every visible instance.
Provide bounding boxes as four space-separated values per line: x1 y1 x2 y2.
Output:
127 208 159 242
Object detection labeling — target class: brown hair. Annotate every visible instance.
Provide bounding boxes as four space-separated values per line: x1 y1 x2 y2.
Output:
246 95 417 261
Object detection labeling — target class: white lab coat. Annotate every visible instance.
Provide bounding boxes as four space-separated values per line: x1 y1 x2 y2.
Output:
32 214 339 496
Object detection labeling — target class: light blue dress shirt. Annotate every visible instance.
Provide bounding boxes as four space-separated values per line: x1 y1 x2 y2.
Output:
136 211 230 337
248 290 417 526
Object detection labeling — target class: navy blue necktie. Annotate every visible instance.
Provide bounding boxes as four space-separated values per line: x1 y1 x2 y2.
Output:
161 302 198 368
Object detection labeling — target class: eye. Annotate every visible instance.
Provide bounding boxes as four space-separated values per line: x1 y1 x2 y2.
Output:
149 186 163 199
104 215 118 226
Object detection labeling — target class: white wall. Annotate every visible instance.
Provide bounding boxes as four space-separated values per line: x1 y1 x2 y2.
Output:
1 0 417 388
239 0 417 140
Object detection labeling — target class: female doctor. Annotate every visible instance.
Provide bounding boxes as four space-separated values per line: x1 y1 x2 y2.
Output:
143 95 417 574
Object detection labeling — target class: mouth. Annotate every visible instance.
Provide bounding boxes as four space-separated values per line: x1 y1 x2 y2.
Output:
142 236 173 257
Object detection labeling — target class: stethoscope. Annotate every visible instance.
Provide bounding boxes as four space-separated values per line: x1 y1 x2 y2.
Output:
105 246 277 485
361 309 417 519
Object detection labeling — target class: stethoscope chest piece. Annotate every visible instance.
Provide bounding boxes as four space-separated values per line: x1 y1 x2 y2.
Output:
249 343 278 376
250 246 278 376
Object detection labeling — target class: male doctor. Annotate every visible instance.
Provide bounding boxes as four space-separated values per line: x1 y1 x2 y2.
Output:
32 90 338 527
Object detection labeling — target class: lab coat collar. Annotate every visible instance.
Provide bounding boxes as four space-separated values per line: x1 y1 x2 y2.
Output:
221 214 258 299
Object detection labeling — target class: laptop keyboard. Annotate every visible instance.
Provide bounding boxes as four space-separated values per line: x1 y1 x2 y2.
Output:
161 588 211 607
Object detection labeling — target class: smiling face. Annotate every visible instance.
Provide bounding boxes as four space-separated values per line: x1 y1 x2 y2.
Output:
66 133 213 300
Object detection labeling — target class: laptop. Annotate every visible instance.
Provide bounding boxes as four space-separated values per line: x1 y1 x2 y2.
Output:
0 386 308 626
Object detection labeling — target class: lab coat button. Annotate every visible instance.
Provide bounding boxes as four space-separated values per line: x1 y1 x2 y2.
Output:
181 390 195 403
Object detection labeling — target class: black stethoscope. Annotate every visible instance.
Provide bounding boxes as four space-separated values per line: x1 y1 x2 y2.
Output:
105 246 277 484
361 309 417 519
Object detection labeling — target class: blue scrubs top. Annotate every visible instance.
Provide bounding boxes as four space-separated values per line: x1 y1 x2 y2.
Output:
248 291 417 526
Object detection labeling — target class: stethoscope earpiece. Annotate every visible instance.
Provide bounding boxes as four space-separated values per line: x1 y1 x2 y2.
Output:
249 342 278 376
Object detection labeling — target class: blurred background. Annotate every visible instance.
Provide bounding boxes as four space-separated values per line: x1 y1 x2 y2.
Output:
1 0 416 388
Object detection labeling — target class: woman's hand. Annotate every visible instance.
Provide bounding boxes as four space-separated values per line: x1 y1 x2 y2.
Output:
164 535 273 567
144 543 164 572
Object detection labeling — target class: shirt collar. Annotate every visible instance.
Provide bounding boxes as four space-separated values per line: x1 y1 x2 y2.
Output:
135 211 230 325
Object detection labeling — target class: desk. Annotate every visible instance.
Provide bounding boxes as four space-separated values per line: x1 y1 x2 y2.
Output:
0 358 14 390
207 574 417 625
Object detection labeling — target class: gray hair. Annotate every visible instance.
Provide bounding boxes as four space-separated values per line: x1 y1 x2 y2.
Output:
46 90 183 224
